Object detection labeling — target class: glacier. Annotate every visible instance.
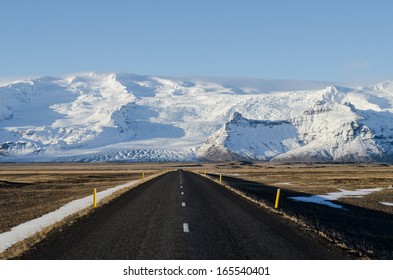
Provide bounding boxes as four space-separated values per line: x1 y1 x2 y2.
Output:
1 72 393 162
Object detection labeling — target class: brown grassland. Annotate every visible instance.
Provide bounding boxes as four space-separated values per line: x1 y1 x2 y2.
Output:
0 161 392 259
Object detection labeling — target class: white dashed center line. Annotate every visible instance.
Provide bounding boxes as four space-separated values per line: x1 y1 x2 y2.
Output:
182 202 186 207
181 192 184 195
183 223 189 233
180 185 183 189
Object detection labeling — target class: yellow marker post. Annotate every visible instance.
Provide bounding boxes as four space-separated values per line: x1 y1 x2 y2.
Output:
204 170 206 176
274 188 281 209
219 174 222 183
142 172 145 179
93 188 97 208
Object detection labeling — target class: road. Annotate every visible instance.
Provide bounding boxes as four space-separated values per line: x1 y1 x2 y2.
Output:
19 170 351 259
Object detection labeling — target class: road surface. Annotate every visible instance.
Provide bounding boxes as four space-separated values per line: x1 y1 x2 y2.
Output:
19 170 351 259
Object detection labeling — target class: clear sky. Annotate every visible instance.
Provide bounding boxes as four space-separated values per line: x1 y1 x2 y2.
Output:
1 0 392 83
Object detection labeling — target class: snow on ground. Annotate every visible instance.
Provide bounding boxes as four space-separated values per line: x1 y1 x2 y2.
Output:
380 202 393 206
0 178 146 253
289 187 385 210
275 182 293 185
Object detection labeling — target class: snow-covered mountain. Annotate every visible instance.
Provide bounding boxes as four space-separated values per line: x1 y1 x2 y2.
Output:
197 112 302 161
1 72 393 162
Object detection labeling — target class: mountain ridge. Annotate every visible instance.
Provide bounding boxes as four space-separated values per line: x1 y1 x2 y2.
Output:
1 72 393 162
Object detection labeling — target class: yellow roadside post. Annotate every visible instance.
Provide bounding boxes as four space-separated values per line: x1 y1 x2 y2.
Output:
275 189 281 209
93 188 97 208
204 170 206 176
219 174 222 183
142 172 145 179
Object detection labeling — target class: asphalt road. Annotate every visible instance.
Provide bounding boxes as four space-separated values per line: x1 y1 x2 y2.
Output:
19 170 351 259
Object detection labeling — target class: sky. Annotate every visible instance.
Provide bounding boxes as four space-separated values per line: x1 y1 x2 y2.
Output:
1 0 393 84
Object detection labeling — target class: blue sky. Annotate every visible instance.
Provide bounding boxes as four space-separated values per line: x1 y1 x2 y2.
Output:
1 0 392 83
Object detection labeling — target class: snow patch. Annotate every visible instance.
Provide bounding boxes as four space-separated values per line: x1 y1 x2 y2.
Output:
380 202 393 206
289 187 385 210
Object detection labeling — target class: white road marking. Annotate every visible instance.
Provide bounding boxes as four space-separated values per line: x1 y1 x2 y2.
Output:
181 192 184 195
182 202 186 207
183 223 189 233
180 185 183 188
